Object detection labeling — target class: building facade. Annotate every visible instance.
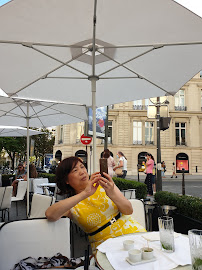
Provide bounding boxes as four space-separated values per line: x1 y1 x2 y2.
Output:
54 73 202 175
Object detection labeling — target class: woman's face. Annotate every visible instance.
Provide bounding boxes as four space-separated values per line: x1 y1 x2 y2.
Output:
146 155 150 160
18 165 24 171
66 161 89 194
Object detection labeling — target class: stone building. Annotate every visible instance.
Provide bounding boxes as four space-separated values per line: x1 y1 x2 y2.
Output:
54 73 202 175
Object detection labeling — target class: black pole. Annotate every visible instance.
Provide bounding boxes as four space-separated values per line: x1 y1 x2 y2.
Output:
182 168 185 195
156 97 162 191
137 164 140 182
104 106 109 150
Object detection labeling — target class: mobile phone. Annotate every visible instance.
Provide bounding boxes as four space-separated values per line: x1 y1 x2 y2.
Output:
99 158 108 177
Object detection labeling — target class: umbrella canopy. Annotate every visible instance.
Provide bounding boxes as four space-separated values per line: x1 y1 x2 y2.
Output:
0 96 87 215
0 126 43 137
0 0 202 170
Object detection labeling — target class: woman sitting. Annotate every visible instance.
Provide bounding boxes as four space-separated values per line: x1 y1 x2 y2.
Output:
12 163 27 196
45 156 146 253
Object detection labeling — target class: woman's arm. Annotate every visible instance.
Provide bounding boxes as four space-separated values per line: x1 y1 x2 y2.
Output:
45 173 100 221
113 159 123 170
99 173 133 215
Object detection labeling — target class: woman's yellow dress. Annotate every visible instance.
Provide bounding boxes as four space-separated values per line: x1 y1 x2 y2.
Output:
70 186 146 252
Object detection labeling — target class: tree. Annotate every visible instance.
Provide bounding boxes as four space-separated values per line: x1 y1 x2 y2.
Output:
0 137 26 169
33 128 55 167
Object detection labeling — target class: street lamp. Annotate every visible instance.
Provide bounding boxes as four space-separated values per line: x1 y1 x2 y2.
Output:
147 97 169 191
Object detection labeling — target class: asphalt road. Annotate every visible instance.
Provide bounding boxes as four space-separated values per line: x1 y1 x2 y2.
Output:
127 174 202 198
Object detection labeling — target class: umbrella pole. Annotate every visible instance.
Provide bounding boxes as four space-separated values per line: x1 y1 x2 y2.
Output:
26 101 30 217
91 78 97 172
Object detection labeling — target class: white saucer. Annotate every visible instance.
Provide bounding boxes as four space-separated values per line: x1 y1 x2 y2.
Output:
125 256 157 266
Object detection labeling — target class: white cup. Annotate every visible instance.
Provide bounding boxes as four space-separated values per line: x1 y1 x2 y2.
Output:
141 247 154 260
123 240 134 250
128 249 142 263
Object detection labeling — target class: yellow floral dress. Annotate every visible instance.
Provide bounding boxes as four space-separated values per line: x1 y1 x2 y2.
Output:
70 186 146 252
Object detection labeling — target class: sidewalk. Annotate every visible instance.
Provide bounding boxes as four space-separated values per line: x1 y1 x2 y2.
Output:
126 174 202 181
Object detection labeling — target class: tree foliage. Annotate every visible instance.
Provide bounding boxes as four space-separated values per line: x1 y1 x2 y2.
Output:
0 137 26 169
33 128 55 166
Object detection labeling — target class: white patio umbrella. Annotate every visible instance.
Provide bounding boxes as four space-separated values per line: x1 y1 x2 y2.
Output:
0 126 43 137
0 96 88 215
0 0 202 171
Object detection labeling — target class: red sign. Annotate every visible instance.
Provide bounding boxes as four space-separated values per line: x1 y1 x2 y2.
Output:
80 134 92 145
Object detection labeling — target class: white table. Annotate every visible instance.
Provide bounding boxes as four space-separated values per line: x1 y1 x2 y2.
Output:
95 232 192 270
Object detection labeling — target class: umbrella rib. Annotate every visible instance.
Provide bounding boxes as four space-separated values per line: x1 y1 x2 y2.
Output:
47 77 87 79
10 49 90 97
31 102 86 121
32 46 89 77
0 99 27 118
29 102 46 128
94 41 202 49
98 47 154 77
0 40 85 48
98 50 172 95
1 40 201 48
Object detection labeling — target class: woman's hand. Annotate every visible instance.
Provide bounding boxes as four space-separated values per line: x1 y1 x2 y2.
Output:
83 172 100 198
98 172 115 196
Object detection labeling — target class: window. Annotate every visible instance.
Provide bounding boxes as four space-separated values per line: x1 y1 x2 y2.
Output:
201 90 202 109
58 125 63 144
175 90 186 111
76 122 84 143
175 123 186 146
145 122 154 144
133 121 142 144
145 99 152 107
133 100 143 110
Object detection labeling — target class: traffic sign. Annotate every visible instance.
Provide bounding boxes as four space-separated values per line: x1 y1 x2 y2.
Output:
80 134 92 145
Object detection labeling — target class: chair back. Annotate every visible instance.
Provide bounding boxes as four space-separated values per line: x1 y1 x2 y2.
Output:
33 178 49 194
29 194 56 219
0 186 13 210
121 189 136 199
15 181 27 200
0 218 70 270
129 199 146 229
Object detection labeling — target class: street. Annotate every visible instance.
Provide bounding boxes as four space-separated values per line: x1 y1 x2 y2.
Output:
127 174 202 199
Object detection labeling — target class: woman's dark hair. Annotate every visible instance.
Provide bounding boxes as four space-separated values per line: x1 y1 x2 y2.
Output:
29 164 38 178
146 153 154 161
118 151 127 160
56 156 84 197
103 149 110 158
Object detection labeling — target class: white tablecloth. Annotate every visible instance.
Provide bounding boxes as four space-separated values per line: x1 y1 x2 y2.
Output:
97 232 191 270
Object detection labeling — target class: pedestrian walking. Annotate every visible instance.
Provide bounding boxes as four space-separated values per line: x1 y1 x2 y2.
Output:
161 161 166 178
144 153 154 196
171 162 177 178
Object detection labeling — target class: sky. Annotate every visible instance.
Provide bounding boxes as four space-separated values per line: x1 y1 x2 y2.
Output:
0 0 201 17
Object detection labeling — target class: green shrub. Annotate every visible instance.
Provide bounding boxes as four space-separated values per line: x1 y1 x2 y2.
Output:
38 173 56 183
154 191 202 223
37 174 147 199
113 177 147 199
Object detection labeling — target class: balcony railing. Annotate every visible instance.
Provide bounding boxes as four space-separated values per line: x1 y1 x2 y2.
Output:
176 141 187 146
133 105 147 110
145 141 154 145
175 106 187 111
133 140 142 145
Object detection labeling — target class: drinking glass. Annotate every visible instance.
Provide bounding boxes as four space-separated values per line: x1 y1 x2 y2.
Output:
188 229 202 270
158 216 175 252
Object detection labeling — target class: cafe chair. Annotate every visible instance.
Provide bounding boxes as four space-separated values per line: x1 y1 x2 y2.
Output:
0 186 13 222
33 178 49 194
29 193 56 219
129 199 146 229
0 218 70 270
11 181 27 216
121 189 136 199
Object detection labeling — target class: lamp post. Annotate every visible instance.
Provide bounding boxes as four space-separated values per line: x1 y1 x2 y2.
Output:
156 97 162 191
148 97 169 192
